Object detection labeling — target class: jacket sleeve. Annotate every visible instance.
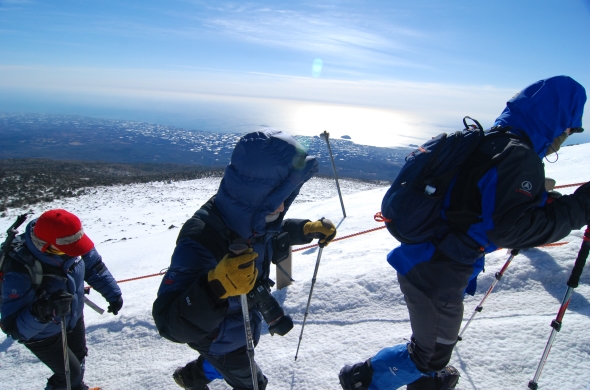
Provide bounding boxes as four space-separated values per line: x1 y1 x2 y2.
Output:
152 238 228 344
282 218 313 246
0 269 48 341
83 248 122 303
485 146 590 249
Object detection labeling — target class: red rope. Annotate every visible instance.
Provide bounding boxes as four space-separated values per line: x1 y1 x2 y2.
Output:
555 181 588 189
105 181 585 285
292 226 387 253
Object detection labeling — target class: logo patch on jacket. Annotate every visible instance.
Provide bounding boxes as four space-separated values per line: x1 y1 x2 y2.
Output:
516 181 533 197
164 271 176 285
9 289 19 299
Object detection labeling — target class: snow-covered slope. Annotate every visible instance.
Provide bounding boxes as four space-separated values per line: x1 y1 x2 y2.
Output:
1 144 590 390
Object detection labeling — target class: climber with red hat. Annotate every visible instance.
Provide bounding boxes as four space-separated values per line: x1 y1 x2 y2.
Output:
1 209 123 390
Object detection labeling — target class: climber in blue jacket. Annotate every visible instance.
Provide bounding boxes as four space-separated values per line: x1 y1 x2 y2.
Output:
153 129 337 390
339 75 590 390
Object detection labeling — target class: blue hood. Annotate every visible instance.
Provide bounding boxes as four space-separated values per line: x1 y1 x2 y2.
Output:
494 75 586 157
215 129 318 238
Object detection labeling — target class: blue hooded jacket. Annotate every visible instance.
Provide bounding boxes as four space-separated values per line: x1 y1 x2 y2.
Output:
495 75 586 157
154 129 318 356
1 220 121 341
387 75 588 302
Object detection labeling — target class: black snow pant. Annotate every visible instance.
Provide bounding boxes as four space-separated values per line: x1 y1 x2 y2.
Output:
181 342 268 390
398 274 463 390
23 316 88 390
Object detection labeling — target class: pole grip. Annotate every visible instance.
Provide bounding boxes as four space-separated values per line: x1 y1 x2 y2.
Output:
567 227 590 288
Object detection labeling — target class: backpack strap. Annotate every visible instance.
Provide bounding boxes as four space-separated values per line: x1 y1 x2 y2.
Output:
176 197 238 262
3 238 66 295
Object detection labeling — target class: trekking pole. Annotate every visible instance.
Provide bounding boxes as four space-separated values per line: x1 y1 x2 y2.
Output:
294 245 324 361
83 296 105 315
458 248 519 341
240 293 259 390
320 131 346 218
528 226 590 390
61 317 72 390
229 243 259 390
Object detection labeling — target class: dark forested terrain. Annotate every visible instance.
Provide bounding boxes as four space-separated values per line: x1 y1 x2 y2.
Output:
0 159 222 212
0 112 409 211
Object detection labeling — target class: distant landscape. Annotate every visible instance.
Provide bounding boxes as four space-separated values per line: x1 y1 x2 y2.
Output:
0 113 409 210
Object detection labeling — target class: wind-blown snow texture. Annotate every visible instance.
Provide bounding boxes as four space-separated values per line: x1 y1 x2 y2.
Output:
1 144 590 390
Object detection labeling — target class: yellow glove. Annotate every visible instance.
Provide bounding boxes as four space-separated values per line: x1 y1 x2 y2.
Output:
208 249 259 299
303 218 337 247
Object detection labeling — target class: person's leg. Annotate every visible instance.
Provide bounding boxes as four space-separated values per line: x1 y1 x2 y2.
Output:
23 320 85 390
200 347 267 390
398 275 462 390
67 317 89 389
174 354 216 390
398 274 462 372
339 273 463 390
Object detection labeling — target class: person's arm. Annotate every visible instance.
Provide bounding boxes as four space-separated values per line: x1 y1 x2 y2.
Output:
485 148 590 248
283 218 337 246
282 219 312 245
83 248 122 311
1 269 48 341
153 238 229 344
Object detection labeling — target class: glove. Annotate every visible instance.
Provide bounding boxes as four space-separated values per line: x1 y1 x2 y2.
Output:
107 296 123 315
208 248 258 299
31 290 74 323
303 218 337 247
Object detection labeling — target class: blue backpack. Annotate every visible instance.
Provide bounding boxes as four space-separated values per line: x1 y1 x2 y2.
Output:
381 117 487 244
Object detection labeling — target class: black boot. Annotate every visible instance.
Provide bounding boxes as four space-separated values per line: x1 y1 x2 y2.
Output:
339 359 373 390
406 366 460 390
407 375 437 390
172 356 211 390
435 366 460 390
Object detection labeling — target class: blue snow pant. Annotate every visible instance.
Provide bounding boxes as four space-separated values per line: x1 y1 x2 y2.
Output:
369 274 463 389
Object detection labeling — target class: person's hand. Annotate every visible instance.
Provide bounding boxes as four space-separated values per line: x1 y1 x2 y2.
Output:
32 290 74 323
208 249 258 299
107 296 123 315
303 218 337 247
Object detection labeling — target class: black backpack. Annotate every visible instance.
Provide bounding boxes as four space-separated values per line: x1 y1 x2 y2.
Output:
381 117 502 244
0 215 70 337
0 214 38 304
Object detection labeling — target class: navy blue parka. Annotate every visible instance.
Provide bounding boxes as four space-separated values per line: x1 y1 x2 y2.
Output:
387 75 590 303
153 130 318 356
1 220 122 341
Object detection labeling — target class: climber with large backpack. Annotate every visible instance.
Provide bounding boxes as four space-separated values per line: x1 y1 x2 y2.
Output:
339 75 590 390
152 129 337 390
0 209 123 390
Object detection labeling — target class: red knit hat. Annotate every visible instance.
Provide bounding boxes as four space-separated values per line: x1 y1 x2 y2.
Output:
32 209 94 256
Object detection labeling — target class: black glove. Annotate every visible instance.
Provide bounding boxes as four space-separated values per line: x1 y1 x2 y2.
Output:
32 290 74 323
107 296 124 315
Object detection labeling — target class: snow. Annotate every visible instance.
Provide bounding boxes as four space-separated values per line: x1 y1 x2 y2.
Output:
1 145 590 390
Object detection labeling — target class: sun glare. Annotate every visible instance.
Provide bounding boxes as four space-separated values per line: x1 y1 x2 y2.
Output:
286 102 415 147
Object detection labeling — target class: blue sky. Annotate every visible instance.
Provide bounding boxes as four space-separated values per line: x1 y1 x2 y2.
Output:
1 0 589 146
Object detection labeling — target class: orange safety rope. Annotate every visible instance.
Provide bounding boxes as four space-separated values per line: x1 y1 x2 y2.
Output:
292 225 387 253
106 181 586 285
555 181 588 189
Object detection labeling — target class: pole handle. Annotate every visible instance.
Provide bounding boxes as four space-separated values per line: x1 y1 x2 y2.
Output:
567 227 590 288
